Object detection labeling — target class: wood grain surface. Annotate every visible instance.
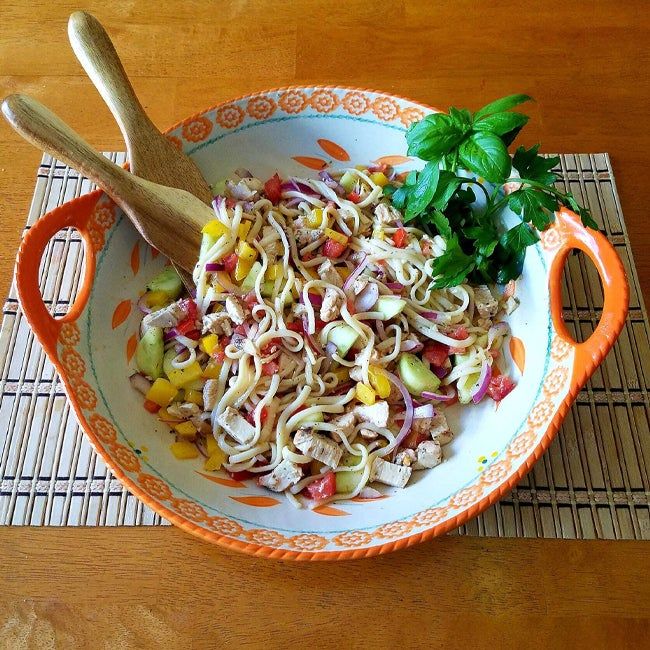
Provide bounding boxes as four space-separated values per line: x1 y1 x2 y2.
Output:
0 1 649 647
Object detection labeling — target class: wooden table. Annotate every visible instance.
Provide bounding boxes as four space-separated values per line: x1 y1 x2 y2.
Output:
0 1 648 646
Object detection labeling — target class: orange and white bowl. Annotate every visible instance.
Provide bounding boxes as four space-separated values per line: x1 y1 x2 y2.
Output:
16 87 629 559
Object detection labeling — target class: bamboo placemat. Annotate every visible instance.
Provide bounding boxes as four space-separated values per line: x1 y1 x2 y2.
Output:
0 153 648 538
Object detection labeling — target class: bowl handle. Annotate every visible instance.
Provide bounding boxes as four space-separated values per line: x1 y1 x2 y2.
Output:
548 208 629 384
15 189 103 357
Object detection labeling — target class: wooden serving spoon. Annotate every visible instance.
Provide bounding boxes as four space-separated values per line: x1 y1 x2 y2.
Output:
2 93 214 274
68 11 213 287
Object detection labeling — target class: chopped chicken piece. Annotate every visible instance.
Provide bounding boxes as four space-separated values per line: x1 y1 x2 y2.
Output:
290 302 307 318
413 440 442 470
349 366 364 382
142 301 189 330
291 217 323 247
190 417 212 435
374 203 401 226
474 285 499 319
352 275 369 295
294 429 343 468
395 448 416 467
225 295 249 325
258 459 302 492
227 178 262 200
318 259 342 288
260 226 284 257
359 428 378 441
477 318 492 330
429 411 453 446
320 287 344 322
217 406 256 445
370 457 412 488
202 312 233 336
203 379 220 411
167 402 200 419
354 401 390 428
329 412 356 439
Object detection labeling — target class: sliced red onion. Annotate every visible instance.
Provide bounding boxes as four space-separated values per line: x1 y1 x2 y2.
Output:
354 282 379 312
431 364 449 379
357 486 383 499
164 328 178 342
227 180 256 200
471 361 493 404
308 292 323 308
325 341 337 357
400 340 423 353
205 262 224 272
385 371 414 450
129 373 152 395
421 388 456 402
241 200 254 212
281 179 320 198
284 197 302 208
301 315 323 353
194 438 208 458
385 282 404 293
318 170 346 196
503 279 516 298
420 310 443 322
413 403 435 419
487 322 510 348
234 168 253 179
212 196 225 213
137 295 152 314
342 253 368 293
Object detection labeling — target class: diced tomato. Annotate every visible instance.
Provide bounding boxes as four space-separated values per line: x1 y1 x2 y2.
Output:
174 299 198 335
401 428 428 450
226 469 254 481
184 329 201 340
286 321 304 333
223 253 238 273
264 173 282 204
262 360 279 376
261 340 280 356
347 191 362 204
392 227 408 248
447 325 469 340
487 375 516 402
301 251 314 261
244 291 258 308
245 406 269 425
422 341 450 367
234 324 247 336
322 238 347 258
346 298 356 315
303 471 336 501
143 399 160 414
225 198 237 209
212 339 228 362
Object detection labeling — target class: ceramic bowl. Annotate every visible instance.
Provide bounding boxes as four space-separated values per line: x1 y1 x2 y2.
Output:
16 86 629 559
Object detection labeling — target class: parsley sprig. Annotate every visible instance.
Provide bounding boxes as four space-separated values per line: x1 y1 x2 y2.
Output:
385 94 597 287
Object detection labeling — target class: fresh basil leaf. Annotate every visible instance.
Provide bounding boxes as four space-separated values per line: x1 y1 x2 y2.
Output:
459 131 511 183
501 125 525 147
406 113 466 160
474 94 532 120
501 222 540 252
449 107 473 133
455 186 476 204
405 170 418 186
430 210 452 239
473 111 529 137
405 162 440 220
390 185 410 211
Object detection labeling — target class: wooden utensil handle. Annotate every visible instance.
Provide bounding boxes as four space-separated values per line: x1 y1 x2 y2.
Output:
68 11 155 138
1 93 135 197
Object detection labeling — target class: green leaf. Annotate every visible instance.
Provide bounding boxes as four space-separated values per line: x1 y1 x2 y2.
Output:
406 114 466 160
473 111 529 137
463 225 499 257
501 222 540 252
512 145 558 185
565 193 598 229
507 188 557 230
448 107 473 132
495 247 526 284
430 235 476 288
459 131 511 183
430 210 452 239
390 185 409 211
404 162 440 221
430 171 463 211
474 94 532 120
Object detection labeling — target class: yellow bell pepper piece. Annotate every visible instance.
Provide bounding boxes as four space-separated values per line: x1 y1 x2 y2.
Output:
234 258 253 282
204 447 227 471
146 378 179 407
368 365 391 398
170 440 199 460
305 208 325 228
236 240 258 263
199 334 219 356
339 267 351 279
202 219 230 239
332 367 350 383
237 221 252 240
372 227 385 241
370 172 389 187
185 389 204 406
355 382 376 406
206 435 219 456
174 421 198 440
266 262 283 281
202 359 222 379
144 290 170 309
324 228 349 246
158 407 179 423
166 361 203 389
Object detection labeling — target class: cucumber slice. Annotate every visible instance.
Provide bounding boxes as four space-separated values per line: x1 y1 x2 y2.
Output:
375 296 406 320
457 371 480 404
135 327 164 379
397 353 441 396
147 267 183 300
335 454 365 494
327 324 360 356
199 232 217 260
339 171 357 192
163 347 178 378
293 409 325 427
240 261 263 293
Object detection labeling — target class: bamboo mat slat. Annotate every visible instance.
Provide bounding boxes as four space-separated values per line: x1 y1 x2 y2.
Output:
0 153 648 538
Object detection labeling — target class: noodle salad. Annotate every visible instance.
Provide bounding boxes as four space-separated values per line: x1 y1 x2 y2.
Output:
130 165 518 506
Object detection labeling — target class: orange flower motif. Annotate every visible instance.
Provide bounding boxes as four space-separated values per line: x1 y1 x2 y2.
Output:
540 227 562 251
182 116 213 143
332 530 372 547
412 507 448 526
449 484 484 509
171 498 208 523
507 428 537 458
111 442 141 473
138 473 172 501
166 135 183 151
480 458 512 485
371 96 399 121
244 528 288 547
375 520 415 538
543 366 569 397
87 225 105 252
58 323 80 346
527 400 555 428
551 335 572 361
309 89 339 114
399 107 425 127
207 517 244 537
278 89 308 114
288 533 328 551
216 104 245 129
91 203 116 230
61 347 86 378
88 413 117 444
342 91 370 115
75 381 97 410
247 95 277 120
